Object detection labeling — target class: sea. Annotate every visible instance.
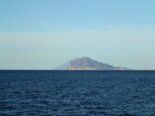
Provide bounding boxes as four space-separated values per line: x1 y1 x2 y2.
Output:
0 71 155 116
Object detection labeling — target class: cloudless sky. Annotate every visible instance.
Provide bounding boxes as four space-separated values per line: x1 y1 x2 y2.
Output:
0 0 155 69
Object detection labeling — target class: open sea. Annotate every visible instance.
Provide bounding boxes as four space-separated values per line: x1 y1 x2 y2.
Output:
0 71 155 116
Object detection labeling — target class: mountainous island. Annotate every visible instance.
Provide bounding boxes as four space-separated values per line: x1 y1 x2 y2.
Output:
55 57 130 70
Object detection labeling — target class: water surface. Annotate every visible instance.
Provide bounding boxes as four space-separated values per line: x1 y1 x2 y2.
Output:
0 71 155 116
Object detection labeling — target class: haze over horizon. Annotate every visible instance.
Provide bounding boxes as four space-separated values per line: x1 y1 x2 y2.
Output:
0 0 155 70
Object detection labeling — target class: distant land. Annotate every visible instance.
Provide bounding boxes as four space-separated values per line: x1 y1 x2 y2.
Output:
55 57 131 70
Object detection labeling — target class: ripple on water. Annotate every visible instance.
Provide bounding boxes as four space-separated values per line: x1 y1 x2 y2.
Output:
1 71 155 115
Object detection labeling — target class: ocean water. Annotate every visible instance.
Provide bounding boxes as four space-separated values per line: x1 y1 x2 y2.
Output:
0 71 155 116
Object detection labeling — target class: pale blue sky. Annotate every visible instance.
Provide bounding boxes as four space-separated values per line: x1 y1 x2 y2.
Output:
0 0 155 69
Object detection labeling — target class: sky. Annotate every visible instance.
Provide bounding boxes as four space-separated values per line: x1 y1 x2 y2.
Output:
0 0 155 69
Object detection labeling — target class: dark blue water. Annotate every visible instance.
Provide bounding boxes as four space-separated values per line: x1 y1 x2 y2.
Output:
0 71 155 116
